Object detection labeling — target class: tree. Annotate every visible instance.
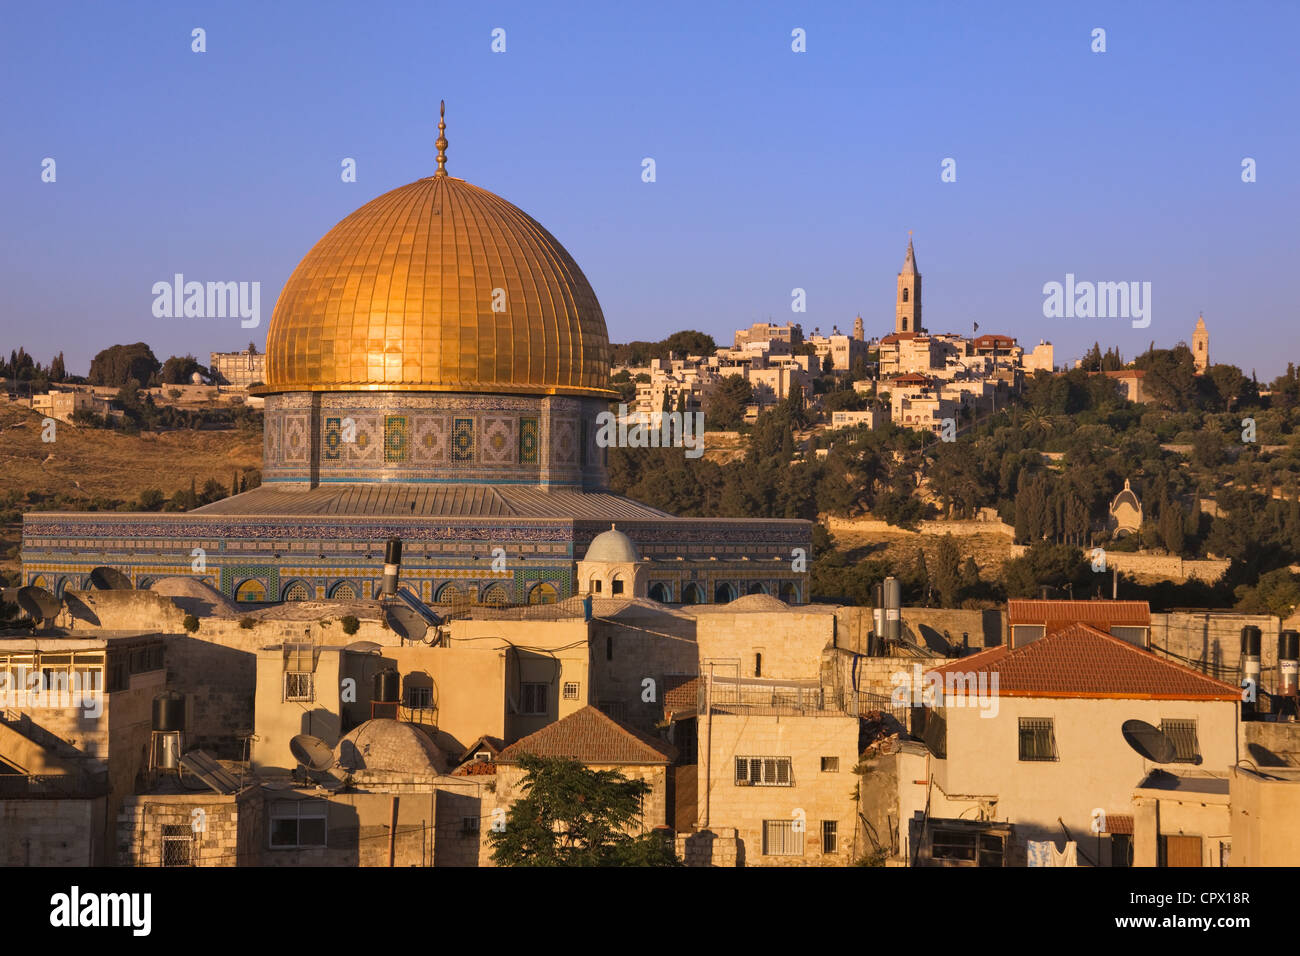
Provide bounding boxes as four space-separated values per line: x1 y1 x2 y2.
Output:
931 535 963 607
708 375 752 429
488 754 680 866
88 343 160 387
160 354 204 385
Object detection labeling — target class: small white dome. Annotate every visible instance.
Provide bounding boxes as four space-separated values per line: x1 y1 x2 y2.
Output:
583 527 640 564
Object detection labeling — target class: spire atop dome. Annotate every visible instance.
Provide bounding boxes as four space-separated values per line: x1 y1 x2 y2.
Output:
901 232 918 275
434 100 449 178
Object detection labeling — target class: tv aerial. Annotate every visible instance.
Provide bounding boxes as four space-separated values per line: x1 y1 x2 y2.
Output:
16 585 61 629
1121 719 1176 764
89 566 133 590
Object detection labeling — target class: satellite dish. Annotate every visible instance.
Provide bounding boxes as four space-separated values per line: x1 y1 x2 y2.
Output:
385 605 428 642
16 586 61 625
290 734 336 772
344 640 383 655
89 566 133 590
1122 719 1177 763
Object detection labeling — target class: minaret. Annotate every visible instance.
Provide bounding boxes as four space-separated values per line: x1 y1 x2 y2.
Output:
1193 313 1209 374
896 234 922 334
853 314 864 341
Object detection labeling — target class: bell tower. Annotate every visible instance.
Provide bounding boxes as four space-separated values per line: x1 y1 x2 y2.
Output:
896 234 922 334
1193 313 1209 374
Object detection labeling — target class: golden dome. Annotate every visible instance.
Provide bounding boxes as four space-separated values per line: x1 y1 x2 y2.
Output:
261 140 613 397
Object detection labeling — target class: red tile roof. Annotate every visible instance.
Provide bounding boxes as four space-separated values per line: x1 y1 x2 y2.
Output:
663 675 700 714
498 706 677 765
1007 599 1150 636
1103 814 1134 835
926 623 1239 701
880 332 918 344
892 373 931 386
973 334 1016 348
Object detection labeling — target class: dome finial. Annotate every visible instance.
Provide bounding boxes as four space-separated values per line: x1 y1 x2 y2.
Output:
434 100 449 178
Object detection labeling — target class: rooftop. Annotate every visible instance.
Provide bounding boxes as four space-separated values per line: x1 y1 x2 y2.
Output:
498 705 677 765
927 622 1239 700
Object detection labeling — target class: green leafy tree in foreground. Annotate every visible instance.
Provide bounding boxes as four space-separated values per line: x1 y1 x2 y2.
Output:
489 753 681 867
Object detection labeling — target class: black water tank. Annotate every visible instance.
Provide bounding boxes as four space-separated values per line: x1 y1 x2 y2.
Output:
1281 630 1300 662
374 667 400 703
1241 625 1262 657
152 692 186 732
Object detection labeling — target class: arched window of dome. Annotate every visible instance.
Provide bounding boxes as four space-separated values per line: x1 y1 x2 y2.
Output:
528 582 558 605
435 583 459 605
649 582 671 603
235 579 268 603
329 581 357 600
779 582 799 604
611 574 624 596
682 582 702 605
591 577 602 594
714 582 735 604
747 582 767 596
283 581 310 602
481 584 509 606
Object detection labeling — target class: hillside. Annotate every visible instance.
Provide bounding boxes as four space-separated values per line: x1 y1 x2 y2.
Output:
0 405 262 511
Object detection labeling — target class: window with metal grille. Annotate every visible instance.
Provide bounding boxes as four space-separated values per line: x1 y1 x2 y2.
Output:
405 686 433 709
520 683 548 715
284 672 314 702
822 820 838 853
1160 719 1200 763
1018 718 1057 761
462 816 480 835
734 756 792 786
762 819 804 856
563 682 580 701
161 825 192 866
269 800 327 848
820 756 839 772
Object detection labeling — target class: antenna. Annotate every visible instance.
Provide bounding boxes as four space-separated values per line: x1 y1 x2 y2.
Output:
16 585 61 628
1121 719 1176 763
290 734 337 773
89 566 133 590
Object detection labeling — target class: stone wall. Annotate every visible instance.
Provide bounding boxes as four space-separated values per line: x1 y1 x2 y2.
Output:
1104 552 1230 583
676 827 742 866
116 791 247 867
1 798 104 866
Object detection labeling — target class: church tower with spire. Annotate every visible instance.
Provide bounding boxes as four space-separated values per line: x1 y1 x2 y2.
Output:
896 235 922 334
1193 313 1209 374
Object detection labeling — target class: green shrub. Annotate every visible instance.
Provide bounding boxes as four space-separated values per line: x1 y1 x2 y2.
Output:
182 614 200 633
239 616 256 629
341 615 360 636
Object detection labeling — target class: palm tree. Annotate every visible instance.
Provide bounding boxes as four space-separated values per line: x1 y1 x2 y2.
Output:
1021 407 1055 436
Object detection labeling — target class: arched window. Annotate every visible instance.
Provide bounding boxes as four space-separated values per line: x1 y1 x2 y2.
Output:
901 317 909 331
779 582 799 604
902 288 909 303
283 581 310 602
611 574 625 596
592 578 602 594
434 583 460 605
754 653 763 678
714 582 735 603
481 584 509 606
682 582 702 605
528 582 558 605
235 579 268 603
649 582 671 603
330 582 357 600
747 582 767 596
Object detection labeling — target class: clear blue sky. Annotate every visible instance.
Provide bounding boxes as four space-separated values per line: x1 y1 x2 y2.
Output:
2 0 1297 379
